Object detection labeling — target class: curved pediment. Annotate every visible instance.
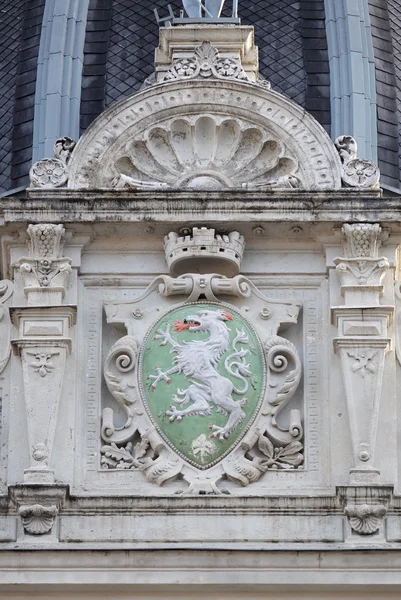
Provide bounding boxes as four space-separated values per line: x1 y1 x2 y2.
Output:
66 78 342 191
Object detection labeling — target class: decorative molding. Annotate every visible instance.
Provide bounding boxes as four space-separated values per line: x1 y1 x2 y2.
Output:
19 504 58 535
335 136 380 189
110 113 300 191
0 280 13 375
345 503 387 535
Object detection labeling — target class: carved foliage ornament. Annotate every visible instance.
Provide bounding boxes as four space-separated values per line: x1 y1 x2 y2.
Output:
29 136 76 189
17 224 72 300
102 267 304 493
335 136 380 189
163 41 254 85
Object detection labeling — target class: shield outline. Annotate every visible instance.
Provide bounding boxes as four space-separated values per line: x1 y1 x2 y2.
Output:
138 300 267 470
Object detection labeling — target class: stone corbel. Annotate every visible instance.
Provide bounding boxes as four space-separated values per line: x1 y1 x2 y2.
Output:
332 224 393 482
15 224 72 306
10 485 67 539
339 486 392 540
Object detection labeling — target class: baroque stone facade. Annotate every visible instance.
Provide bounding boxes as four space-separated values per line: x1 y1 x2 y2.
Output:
0 18 401 599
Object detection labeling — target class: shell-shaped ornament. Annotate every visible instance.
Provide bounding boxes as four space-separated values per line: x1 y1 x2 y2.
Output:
113 115 299 190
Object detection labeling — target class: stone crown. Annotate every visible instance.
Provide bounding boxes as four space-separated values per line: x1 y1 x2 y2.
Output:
164 227 245 276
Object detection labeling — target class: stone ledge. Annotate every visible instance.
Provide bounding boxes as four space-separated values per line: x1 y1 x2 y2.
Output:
2 189 398 225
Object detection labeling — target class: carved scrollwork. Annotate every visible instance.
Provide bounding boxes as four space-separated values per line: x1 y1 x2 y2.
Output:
102 335 139 442
19 504 58 535
264 336 302 436
345 503 386 535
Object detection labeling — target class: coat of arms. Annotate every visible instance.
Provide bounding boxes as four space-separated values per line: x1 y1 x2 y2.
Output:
101 228 304 494
140 303 265 468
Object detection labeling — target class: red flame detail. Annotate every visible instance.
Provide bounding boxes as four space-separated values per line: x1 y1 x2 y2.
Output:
173 320 191 332
222 312 233 321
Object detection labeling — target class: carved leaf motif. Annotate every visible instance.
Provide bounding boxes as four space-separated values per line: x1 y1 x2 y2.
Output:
257 434 304 469
258 433 274 459
101 442 134 465
195 41 219 63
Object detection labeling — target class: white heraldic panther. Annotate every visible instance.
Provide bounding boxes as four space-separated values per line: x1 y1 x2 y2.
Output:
148 309 252 441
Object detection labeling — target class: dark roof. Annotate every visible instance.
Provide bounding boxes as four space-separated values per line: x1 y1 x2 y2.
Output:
369 0 401 188
81 0 330 133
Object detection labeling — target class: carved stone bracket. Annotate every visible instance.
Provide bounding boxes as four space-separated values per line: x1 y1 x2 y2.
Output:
19 504 58 535
335 136 380 189
339 486 392 539
15 224 72 306
333 223 393 482
11 306 76 483
10 485 67 538
0 280 13 374
345 504 387 535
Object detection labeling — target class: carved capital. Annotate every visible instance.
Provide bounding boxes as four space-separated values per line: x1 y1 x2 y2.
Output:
341 223 382 259
334 224 389 305
16 224 72 305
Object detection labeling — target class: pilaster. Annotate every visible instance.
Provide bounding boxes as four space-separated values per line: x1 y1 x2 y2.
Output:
10 224 76 485
332 223 393 483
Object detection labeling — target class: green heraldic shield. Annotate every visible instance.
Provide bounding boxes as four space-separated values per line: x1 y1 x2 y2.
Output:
139 302 265 468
